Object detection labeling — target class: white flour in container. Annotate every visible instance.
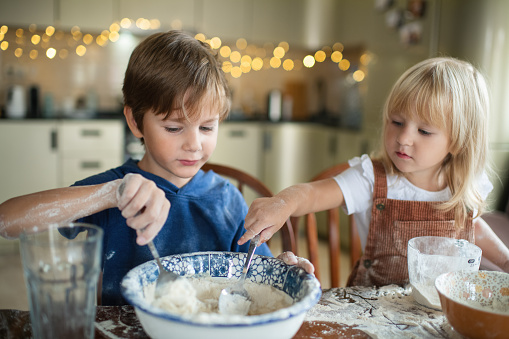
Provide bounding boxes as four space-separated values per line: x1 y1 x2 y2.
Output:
410 283 441 310
144 275 293 317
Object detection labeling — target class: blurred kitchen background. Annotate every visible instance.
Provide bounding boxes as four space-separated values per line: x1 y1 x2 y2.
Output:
1 0 509 308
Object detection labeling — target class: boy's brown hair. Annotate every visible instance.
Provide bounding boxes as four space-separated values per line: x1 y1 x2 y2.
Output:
122 30 231 133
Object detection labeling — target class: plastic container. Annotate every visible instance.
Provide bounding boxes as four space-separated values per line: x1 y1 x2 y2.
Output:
407 236 481 310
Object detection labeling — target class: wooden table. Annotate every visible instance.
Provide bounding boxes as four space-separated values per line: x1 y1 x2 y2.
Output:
0 285 460 338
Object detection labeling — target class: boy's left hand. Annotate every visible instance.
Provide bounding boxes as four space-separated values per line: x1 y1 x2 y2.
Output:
277 251 315 275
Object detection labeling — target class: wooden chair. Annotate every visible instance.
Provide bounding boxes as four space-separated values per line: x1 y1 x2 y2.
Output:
202 163 297 254
290 163 362 288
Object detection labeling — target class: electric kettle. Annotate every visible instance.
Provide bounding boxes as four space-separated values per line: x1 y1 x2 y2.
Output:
5 85 26 118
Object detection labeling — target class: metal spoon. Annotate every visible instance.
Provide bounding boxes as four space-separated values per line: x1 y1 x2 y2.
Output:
147 240 180 299
218 234 261 315
118 181 179 299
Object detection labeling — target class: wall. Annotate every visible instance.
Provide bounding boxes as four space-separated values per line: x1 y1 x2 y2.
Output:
0 30 137 115
0 0 364 123
451 0 509 208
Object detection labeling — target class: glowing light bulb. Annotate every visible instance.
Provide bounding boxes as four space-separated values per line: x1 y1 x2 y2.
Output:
220 46 231 58
283 59 294 71
252 57 263 71
339 59 350 71
273 46 285 58
331 51 343 63
314 50 326 62
46 48 57 59
353 70 365 82
76 45 86 56
236 38 247 50
303 55 315 68
210 37 221 49
270 57 281 68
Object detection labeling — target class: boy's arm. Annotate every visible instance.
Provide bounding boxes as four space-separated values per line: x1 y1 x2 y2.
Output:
0 181 120 239
0 173 170 244
239 177 345 245
475 217 509 272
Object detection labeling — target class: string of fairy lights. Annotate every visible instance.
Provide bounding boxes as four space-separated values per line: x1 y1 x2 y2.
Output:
0 18 370 82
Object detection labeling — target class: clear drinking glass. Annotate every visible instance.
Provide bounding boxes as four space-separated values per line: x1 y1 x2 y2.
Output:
19 223 103 339
407 236 481 310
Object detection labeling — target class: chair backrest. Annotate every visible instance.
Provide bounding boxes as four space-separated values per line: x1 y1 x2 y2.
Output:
290 162 362 288
202 163 297 254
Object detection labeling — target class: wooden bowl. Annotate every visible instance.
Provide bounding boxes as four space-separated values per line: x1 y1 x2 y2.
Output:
435 270 509 339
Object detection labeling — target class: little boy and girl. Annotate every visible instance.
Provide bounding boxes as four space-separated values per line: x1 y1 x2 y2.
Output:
1 30 508 305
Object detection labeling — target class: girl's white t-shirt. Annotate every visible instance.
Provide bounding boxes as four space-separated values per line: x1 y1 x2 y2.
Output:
333 154 493 250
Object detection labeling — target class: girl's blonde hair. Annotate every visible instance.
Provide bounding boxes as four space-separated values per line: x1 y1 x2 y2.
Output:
375 57 491 228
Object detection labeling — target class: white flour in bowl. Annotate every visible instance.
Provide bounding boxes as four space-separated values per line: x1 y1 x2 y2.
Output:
144 275 293 317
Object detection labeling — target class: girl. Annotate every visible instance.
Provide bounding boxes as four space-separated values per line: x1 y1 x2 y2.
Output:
240 57 509 286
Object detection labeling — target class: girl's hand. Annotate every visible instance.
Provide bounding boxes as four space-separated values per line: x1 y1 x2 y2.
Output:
239 196 292 245
278 251 315 275
116 174 170 245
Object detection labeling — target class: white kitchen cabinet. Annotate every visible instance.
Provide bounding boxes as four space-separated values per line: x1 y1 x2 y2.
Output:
201 0 251 41
0 120 124 204
0 121 59 204
262 123 333 194
118 0 196 30
210 122 263 204
0 0 54 27
210 122 365 196
58 120 125 186
250 0 306 46
59 0 115 32
333 129 366 164
211 122 263 178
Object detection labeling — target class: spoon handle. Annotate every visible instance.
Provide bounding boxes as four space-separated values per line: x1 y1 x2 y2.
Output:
148 240 164 269
240 235 260 280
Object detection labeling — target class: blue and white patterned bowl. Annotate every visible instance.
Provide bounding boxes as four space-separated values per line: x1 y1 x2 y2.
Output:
121 251 321 339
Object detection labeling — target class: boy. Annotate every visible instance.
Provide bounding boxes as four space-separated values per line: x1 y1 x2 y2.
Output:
0 31 311 305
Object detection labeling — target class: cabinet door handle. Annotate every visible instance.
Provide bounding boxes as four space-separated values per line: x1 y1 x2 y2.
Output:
263 131 272 151
51 130 58 150
80 161 101 169
229 130 245 138
81 129 101 137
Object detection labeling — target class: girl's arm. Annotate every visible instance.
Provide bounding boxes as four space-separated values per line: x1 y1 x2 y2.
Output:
474 217 509 272
239 178 345 245
0 173 170 245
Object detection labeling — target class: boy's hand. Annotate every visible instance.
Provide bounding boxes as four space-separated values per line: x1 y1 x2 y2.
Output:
239 196 291 245
116 173 170 245
278 251 314 275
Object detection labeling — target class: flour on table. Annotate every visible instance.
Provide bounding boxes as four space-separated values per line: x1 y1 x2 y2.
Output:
305 285 461 338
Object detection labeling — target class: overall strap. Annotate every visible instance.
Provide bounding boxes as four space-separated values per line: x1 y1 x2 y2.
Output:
372 160 387 199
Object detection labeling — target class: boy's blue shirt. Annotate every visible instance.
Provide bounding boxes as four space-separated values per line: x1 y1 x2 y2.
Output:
73 158 272 306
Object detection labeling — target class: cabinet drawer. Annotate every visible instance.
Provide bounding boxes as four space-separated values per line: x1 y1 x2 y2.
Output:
59 121 124 152
61 155 122 186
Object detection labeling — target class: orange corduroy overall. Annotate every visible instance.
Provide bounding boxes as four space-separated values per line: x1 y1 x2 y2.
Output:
347 161 474 287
